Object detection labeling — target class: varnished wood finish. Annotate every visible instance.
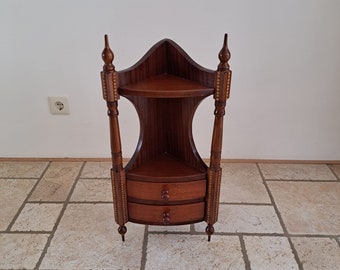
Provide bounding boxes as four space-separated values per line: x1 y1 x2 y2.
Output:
126 153 206 182
127 179 206 203
120 74 214 98
128 202 205 225
100 34 231 241
117 39 215 88
205 34 232 241
123 95 209 175
101 35 128 241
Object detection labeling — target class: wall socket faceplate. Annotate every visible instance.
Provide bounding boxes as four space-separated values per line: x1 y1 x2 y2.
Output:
48 97 70 115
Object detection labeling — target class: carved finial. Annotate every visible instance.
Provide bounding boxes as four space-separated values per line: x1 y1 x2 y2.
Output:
218 33 230 71
102 34 115 72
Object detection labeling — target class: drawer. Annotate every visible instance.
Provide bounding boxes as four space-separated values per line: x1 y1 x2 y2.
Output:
127 179 206 203
128 202 205 225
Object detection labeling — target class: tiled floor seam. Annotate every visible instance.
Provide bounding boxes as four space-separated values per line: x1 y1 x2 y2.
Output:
327 164 340 181
148 231 195 236
239 235 251 270
256 163 304 270
27 201 113 204
147 231 288 238
80 177 111 179
290 235 340 249
34 161 86 270
201 232 286 237
25 201 66 204
0 231 51 235
68 201 114 204
289 233 340 238
219 202 272 206
0 177 45 180
5 162 52 232
190 224 195 234
140 225 149 270
335 237 340 248
265 179 339 183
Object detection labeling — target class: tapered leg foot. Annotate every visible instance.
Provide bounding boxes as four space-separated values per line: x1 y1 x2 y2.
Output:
205 224 214 242
118 225 127 241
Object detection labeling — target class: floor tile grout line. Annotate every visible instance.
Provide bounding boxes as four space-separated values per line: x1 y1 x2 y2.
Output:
68 201 114 204
27 200 114 204
5 162 52 233
288 233 340 238
79 176 111 181
327 164 340 181
219 202 272 206
148 231 287 237
34 161 86 270
4 228 337 238
24 201 273 206
239 235 251 270
335 237 340 248
190 224 195 234
265 179 339 183
146 230 340 245
140 225 149 270
0 231 51 235
256 163 304 270
148 231 201 236
0 177 45 180
78 177 111 180
26 201 68 204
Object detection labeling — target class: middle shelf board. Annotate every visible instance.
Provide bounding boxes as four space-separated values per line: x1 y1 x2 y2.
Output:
119 74 214 98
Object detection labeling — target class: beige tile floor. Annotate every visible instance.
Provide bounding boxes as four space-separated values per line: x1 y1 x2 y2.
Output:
0 161 339 270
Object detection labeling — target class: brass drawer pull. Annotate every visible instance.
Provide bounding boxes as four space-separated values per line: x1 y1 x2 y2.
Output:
162 212 170 224
161 189 170 201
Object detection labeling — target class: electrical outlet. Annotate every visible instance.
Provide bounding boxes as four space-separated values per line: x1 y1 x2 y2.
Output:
48 97 70 115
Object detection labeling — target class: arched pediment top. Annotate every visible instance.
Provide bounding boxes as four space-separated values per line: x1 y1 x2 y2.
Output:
117 38 216 88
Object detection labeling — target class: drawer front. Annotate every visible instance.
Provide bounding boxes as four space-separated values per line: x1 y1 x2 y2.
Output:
128 202 205 225
127 179 206 203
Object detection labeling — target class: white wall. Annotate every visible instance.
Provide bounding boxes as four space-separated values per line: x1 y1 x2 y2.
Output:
1 0 339 160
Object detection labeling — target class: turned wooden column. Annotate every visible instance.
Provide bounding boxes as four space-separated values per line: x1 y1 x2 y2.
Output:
205 34 232 241
100 35 128 241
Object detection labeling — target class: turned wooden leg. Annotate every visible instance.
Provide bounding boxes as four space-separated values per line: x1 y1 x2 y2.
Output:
118 225 127 241
205 224 214 242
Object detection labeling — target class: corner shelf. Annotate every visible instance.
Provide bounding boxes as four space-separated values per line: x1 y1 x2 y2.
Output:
100 34 231 241
119 74 214 98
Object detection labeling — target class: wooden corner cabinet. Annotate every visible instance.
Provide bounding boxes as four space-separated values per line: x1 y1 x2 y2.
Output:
100 34 232 241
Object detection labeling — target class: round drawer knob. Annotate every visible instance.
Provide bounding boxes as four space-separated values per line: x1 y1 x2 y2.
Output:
161 189 170 201
163 212 170 224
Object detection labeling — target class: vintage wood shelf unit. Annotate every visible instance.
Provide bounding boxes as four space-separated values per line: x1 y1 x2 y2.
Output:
100 34 231 241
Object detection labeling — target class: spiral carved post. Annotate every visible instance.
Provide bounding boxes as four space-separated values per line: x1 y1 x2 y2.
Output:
205 34 232 241
101 35 128 241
